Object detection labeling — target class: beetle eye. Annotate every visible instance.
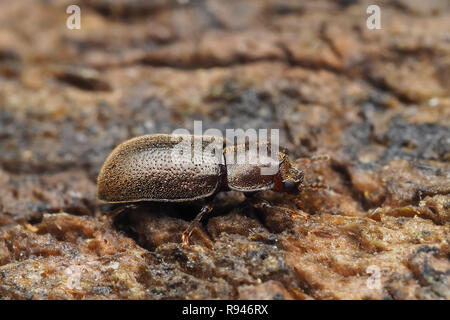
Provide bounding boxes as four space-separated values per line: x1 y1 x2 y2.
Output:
283 180 296 191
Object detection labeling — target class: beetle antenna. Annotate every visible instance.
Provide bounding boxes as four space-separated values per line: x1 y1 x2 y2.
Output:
293 154 330 169
298 182 329 191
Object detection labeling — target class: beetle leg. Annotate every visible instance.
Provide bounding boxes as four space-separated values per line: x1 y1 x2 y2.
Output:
182 201 214 247
103 204 139 220
246 195 308 220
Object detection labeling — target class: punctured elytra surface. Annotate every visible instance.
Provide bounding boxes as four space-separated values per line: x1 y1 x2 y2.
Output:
97 134 225 203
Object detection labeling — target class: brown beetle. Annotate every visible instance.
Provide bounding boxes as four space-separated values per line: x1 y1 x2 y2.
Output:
97 134 328 246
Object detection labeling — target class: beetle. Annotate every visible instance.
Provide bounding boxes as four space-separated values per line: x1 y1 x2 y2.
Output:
97 134 328 246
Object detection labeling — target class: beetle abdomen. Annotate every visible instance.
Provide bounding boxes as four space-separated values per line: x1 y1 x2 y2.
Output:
97 134 225 203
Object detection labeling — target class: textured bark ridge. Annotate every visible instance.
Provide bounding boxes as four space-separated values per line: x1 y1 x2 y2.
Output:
0 0 449 299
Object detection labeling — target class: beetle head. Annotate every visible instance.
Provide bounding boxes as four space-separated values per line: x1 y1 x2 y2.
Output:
273 153 304 194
